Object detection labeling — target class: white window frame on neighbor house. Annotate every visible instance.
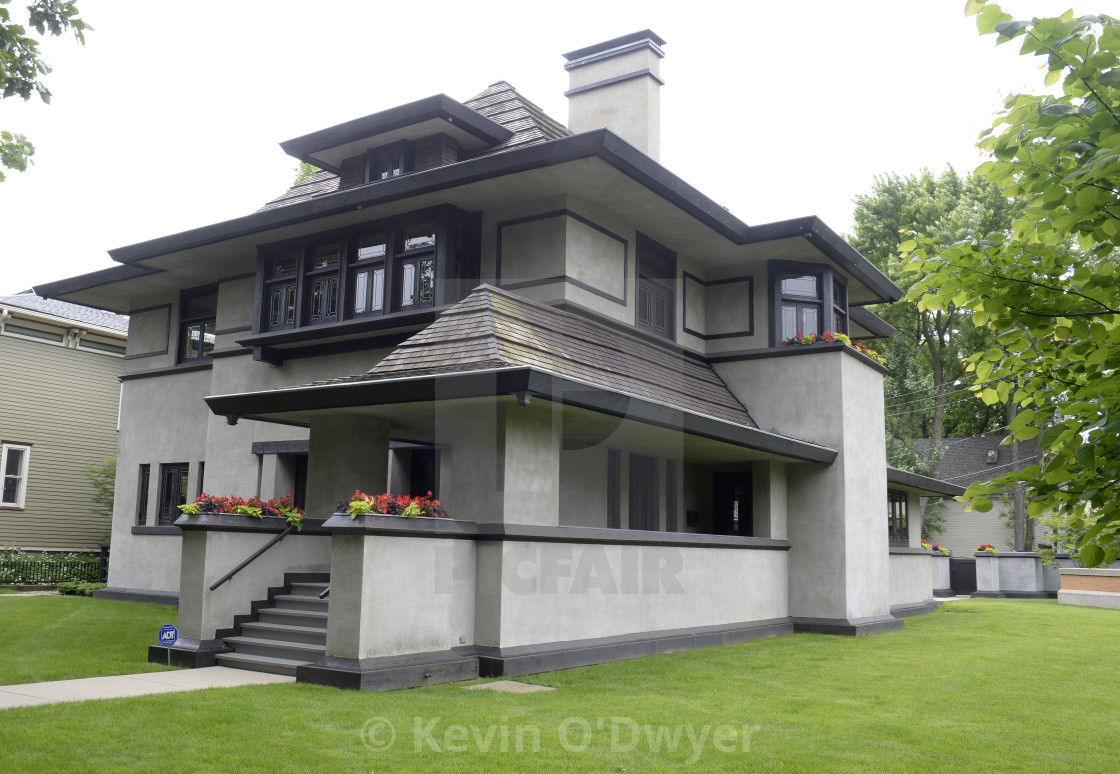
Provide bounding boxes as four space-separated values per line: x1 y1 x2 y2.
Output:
0 442 32 509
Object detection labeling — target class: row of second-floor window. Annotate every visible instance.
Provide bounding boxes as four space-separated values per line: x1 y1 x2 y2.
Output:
770 260 848 346
256 205 480 334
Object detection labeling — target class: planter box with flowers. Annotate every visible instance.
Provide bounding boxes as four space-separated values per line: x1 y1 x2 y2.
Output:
785 331 887 365
973 546 1052 598
177 493 307 531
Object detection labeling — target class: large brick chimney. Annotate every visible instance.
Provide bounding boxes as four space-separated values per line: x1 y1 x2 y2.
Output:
563 30 666 161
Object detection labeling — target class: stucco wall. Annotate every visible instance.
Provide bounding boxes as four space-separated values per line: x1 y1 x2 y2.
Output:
889 553 933 608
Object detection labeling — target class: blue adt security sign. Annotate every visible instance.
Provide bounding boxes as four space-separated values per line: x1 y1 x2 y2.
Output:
158 624 178 646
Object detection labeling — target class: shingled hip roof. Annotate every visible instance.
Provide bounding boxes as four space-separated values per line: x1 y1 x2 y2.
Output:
205 286 838 462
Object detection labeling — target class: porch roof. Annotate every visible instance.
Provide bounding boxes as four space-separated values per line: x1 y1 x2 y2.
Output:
205 286 838 464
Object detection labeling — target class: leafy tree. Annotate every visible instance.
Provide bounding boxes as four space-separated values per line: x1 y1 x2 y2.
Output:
904 3 1120 566
850 169 1022 461
0 0 90 181
292 161 320 185
82 455 114 521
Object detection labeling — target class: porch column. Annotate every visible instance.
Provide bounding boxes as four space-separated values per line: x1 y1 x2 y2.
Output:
441 400 560 526
305 416 390 518
715 350 899 635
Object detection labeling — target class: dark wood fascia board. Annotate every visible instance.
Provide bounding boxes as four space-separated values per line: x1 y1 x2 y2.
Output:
278 94 513 163
236 310 435 349
104 131 751 268
706 341 890 375
204 366 836 464
33 263 162 304
119 361 213 381
746 217 902 303
887 467 966 497
849 305 896 339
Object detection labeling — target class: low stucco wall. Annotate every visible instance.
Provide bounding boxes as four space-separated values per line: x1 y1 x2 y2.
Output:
889 551 933 608
176 515 331 641
107 532 182 594
483 540 789 648
975 552 1045 595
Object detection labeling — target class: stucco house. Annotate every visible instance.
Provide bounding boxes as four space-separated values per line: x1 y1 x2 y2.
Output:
0 291 127 550
37 31 960 689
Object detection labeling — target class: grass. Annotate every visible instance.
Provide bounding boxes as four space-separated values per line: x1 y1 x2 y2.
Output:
0 599 1118 772
0 596 179 685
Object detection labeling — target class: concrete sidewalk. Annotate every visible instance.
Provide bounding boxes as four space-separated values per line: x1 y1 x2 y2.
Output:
0 667 293 710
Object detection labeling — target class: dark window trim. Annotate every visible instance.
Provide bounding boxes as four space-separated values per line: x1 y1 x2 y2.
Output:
767 259 848 347
635 233 677 341
665 459 678 532
681 271 755 340
177 284 218 364
254 204 473 336
365 139 415 184
135 463 150 526
888 489 909 547
606 449 621 529
156 462 190 526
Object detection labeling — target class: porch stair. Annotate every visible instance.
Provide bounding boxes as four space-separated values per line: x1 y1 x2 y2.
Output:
215 577 329 677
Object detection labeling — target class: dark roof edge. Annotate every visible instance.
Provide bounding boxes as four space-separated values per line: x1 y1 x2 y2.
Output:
886 466 966 497
34 264 162 305
278 94 513 163
104 130 751 266
205 366 837 464
850 306 896 339
746 216 903 303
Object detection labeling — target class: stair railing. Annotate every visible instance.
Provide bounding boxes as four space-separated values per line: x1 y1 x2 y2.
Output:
210 526 296 591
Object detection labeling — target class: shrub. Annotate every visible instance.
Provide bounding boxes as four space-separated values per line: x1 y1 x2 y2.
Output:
57 581 106 596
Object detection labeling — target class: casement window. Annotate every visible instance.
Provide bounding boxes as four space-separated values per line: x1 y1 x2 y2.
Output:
636 235 676 340
888 489 909 546
769 261 849 346
366 142 413 182
257 207 478 334
628 453 659 530
606 450 621 529
0 443 31 508
157 463 190 525
177 286 218 362
135 464 151 526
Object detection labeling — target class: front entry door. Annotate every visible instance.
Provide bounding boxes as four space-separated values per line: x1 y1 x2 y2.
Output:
713 471 753 536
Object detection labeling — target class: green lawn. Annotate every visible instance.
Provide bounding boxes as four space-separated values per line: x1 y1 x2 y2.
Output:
0 596 179 684
1 599 1118 772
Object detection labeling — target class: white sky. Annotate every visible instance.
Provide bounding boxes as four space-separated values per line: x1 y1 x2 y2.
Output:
0 0 1079 294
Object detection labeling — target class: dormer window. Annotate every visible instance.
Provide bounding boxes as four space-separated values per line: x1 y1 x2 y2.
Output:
366 142 413 183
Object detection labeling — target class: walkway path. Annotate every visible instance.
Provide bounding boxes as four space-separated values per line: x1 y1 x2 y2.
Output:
0 667 292 710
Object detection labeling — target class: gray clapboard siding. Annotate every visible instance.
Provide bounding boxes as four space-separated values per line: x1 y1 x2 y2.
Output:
0 333 122 549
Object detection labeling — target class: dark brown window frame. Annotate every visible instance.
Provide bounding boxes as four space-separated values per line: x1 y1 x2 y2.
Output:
156 462 190 526
365 140 415 183
635 233 677 341
767 259 848 347
254 205 479 336
177 285 218 363
135 463 150 526
888 489 909 547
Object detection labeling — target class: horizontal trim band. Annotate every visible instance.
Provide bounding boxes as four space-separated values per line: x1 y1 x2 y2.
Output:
563 68 665 97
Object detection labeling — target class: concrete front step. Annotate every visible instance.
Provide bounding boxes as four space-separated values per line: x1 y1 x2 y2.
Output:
256 607 328 628
239 621 328 645
222 636 326 662
271 594 329 612
215 651 309 677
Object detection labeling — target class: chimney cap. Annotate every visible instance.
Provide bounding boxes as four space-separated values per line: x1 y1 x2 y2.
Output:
562 29 666 62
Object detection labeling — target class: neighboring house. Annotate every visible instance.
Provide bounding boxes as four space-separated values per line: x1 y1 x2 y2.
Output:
37 31 960 688
0 290 127 550
915 435 1041 556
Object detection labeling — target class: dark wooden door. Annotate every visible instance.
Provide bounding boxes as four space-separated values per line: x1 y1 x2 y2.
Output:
628 454 658 531
713 471 753 536
950 558 976 595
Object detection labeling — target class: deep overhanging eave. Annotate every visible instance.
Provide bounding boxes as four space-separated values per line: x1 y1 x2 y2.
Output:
205 366 838 465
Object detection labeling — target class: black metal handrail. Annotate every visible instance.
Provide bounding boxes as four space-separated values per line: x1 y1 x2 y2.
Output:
209 527 295 591
318 586 330 599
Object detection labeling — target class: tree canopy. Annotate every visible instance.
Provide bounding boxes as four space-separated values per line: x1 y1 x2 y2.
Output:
0 0 90 181
904 3 1120 565
851 168 1023 470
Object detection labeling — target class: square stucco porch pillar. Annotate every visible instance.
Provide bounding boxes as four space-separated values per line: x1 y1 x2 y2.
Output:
715 350 900 635
305 416 390 518
438 400 561 526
